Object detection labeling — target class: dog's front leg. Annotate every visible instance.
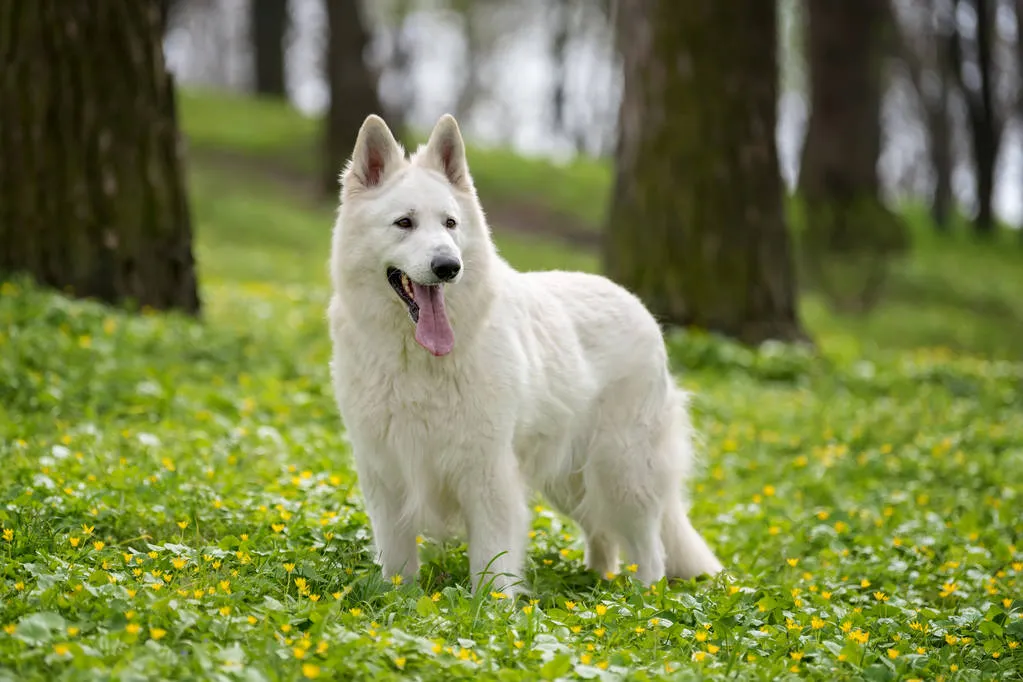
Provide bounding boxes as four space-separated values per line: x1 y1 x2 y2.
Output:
460 455 529 598
359 468 419 585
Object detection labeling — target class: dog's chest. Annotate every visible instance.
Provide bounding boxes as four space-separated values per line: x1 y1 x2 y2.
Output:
335 345 498 455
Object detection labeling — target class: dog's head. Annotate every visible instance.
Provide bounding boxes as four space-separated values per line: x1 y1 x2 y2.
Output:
332 114 491 357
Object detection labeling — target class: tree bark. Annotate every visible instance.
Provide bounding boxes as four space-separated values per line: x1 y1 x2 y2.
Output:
0 1 200 314
322 0 388 197
799 0 907 312
250 0 288 98
948 0 1002 236
604 0 807 345
896 0 955 230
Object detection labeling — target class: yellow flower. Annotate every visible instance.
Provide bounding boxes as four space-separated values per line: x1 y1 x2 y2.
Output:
692 651 707 662
176 520 189 530
695 631 708 642
834 521 849 533
595 604 608 616
821 591 832 600
706 644 720 654
283 563 295 573
54 643 70 656
126 623 140 635
150 628 167 640
394 656 406 669
786 558 799 567
3 624 15 635
390 574 403 586
564 601 576 611
626 563 638 573
271 523 285 533
171 557 187 570
860 578 871 588
69 537 81 548
811 616 826 630
2 528 13 542
490 591 507 600
762 485 775 497
93 541 104 551
66 626 80 636
816 510 830 520
219 606 231 616
219 580 231 593
887 648 899 659
349 608 362 617
916 647 926 655
848 629 869 644
301 663 320 678
945 634 958 645
790 652 803 661
1008 641 1019 650
293 646 307 659
593 628 605 637
874 591 889 602
308 594 320 602
247 616 258 625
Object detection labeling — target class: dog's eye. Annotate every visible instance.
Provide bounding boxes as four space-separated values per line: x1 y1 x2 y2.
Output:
445 218 457 229
393 217 413 229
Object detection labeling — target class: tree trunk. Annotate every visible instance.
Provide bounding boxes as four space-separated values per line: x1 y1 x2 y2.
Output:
0 1 200 314
1017 0 1023 240
968 0 998 235
949 0 1001 236
799 0 907 312
250 0 288 98
604 0 807 345
322 0 387 196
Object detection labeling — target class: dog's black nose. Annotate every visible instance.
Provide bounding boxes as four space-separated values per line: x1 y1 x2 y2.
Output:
431 256 461 282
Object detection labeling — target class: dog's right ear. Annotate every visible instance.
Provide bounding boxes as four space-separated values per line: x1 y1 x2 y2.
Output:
342 115 403 193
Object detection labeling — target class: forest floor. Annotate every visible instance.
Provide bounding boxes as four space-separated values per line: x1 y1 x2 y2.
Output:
0 90 1021 681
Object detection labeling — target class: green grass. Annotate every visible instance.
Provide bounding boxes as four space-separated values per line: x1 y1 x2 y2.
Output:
2 271 1021 680
1 91 1022 680
179 89 612 231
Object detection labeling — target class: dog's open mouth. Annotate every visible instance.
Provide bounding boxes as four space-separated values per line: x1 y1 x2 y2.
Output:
386 267 455 356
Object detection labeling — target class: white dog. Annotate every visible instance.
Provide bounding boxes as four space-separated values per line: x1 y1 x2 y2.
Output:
328 114 723 597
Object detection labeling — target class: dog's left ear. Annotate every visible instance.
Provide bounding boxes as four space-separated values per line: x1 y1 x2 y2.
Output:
423 115 471 191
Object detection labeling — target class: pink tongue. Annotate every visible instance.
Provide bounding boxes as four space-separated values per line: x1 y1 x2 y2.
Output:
412 283 454 356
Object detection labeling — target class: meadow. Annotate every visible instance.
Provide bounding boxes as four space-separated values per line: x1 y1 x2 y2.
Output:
0 91 1021 681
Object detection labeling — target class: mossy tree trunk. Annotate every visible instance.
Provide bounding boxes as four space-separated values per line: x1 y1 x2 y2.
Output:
604 0 806 345
322 0 386 197
251 0 288 98
0 1 200 314
800 0 907 312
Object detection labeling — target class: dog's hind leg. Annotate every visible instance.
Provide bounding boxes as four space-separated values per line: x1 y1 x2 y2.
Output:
661 496 723 579
583 529 619 578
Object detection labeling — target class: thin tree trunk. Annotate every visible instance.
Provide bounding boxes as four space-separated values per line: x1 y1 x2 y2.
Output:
800 0 906 312
950 0 1002 236
251 0 288 97
0 1 200 314
323 0 386 197
604 0 807 345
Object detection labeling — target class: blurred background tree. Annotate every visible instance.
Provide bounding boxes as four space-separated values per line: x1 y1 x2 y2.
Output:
605 0 807 344
0 0 200 314
798 0 909 314
251 0 289 98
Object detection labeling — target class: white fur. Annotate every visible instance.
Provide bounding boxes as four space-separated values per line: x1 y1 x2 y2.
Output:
328 114 723 597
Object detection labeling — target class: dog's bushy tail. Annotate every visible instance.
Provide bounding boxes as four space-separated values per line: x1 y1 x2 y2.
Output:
660 382 723 578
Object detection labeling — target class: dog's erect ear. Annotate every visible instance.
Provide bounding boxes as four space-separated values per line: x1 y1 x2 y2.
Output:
422 114 471 191
342 115 403 193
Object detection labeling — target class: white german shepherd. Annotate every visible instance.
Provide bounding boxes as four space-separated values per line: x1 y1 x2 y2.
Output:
328 114 723 597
